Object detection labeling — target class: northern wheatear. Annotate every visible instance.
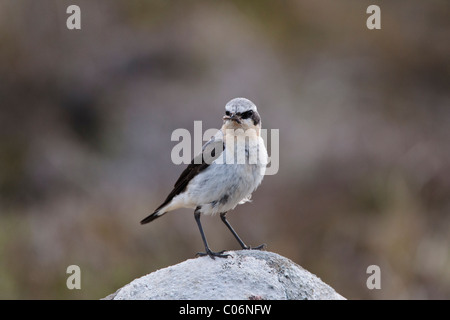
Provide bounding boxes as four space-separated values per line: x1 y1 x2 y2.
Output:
141 98 268 258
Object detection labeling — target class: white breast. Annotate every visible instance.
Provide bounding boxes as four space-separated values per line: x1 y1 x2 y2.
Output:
182 131 267 215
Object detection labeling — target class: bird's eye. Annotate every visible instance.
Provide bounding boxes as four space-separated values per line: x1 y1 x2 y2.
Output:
225 111 230 116
241 110 253 119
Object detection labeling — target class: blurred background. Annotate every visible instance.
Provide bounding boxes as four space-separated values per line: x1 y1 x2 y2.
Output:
0 0 449 299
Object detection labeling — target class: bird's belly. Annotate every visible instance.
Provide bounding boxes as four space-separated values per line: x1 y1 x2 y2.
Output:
185 163 263 215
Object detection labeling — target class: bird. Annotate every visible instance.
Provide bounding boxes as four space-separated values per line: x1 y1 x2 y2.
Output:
140 98 268 259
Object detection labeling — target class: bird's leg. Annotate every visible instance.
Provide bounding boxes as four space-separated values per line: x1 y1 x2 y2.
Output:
220 212 266 251
194 208 229 259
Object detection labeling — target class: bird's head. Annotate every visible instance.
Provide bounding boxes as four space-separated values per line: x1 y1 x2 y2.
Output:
223 98 261 132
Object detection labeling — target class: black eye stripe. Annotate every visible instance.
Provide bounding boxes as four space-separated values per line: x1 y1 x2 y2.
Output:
225 110 256 121
241 110 253 119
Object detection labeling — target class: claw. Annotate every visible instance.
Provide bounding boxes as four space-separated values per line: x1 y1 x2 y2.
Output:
243 243 266 251
196 249 230 259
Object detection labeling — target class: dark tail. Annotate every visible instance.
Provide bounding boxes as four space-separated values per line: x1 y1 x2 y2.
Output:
142 194 174 224
140 198 172 225
140 210 165 224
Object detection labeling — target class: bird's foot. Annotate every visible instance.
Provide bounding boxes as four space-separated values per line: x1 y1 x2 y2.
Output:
243 243 267 251
196 249 230 259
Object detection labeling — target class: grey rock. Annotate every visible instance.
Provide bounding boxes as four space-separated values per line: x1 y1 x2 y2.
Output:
105 250 345 300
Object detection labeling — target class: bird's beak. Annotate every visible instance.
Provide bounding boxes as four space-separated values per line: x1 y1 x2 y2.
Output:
223 113 241 124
